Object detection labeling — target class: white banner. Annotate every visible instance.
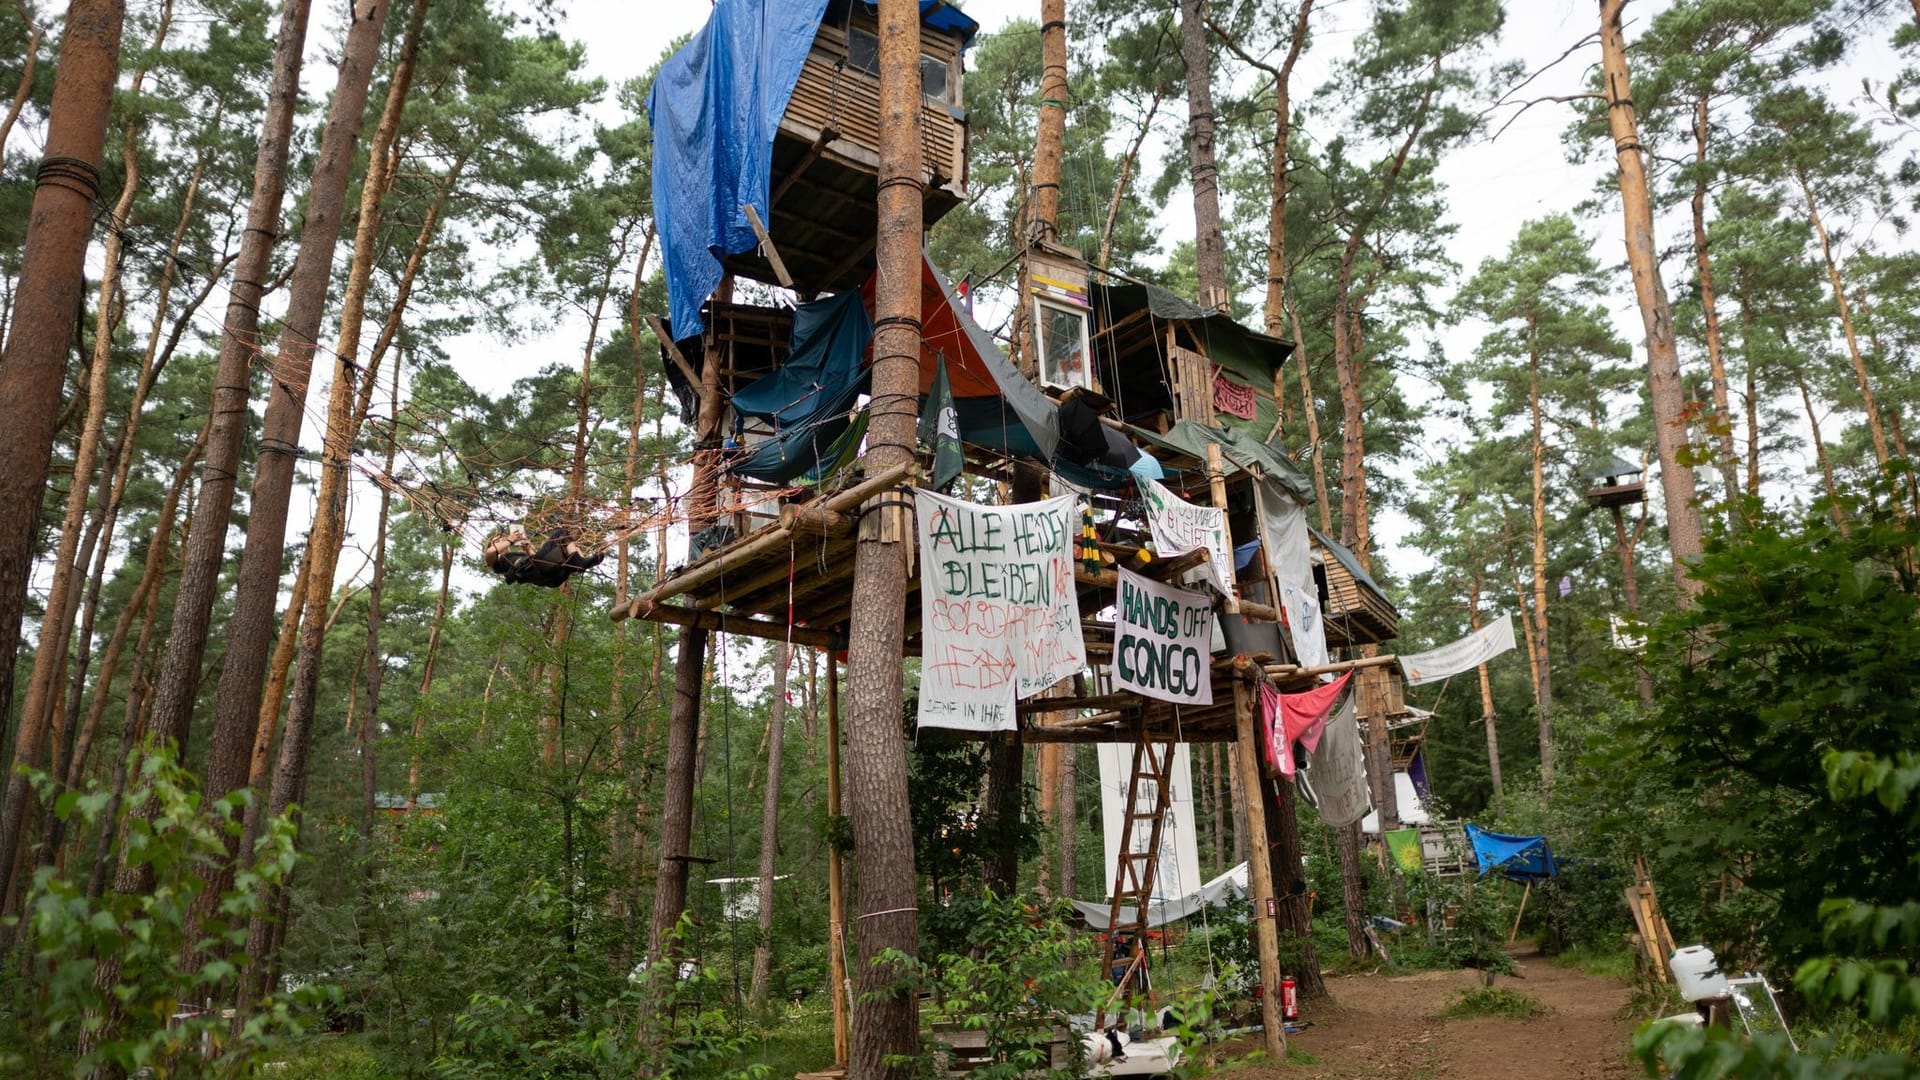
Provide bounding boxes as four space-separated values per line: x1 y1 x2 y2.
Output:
1398 614 1517 686
1141 478 1234 596
1098 743 1202 904
915 489 1085 732
1279 581 1329 670
1254 480 1314 594
1112 568 1214 706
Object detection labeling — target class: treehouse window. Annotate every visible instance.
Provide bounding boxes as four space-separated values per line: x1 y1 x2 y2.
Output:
1036 299 1091 392
844 27 956 103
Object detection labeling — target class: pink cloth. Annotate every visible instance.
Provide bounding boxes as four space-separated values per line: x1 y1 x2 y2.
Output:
1261 671 1353 778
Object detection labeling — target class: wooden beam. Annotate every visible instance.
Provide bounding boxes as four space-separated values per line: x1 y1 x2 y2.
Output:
743 203 794 289
617 602 842 650
772 125 841 208
1232 675 1287 1059
822 235 878 286
645 313 702 392
1017 693 1137 717
618 461 914 618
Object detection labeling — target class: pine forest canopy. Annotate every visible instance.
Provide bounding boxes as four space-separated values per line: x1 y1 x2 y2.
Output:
0 0 1918 1076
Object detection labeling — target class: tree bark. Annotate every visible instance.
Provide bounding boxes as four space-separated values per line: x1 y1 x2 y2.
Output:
1689 95 1740 499
1793 168 1892 474
204 0 410 826
1599 0 1704 600
0 0 126 894
359 360 401 843
842 3 926 1075
1611 504 1655 707
1029 0 1067 240
0 18 43 166
1336 821 1368 958
1180 0 1228 311
1287 294 1333 532
1468 571 1502 799
1796 369 1846 530
1262 766 1324 1000
748 643 790 1004
1526 324 1554 786
1056 742 1076 900
141 0 315 780
228 0 395 998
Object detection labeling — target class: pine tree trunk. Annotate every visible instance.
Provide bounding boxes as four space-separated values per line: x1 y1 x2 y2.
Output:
1599 0 1704 599
1468 570 1502 799
1796 370 1847 530
1737 268 1763 497
1336 821 1368 958
1030 0 1067 240
1526 330 1554 786
0 19 43 168
843 4 926 1075
1207 743 1224 869
203 0 409 832
359 361 400 843
1180 0 1228 311
1287 294 1334 532
228 0 396 999
1690 95 1741 499
1611 505 1655 707
141 0 315 775
1262 771 1325 999
1259 0 1314 338
0 0 126 903
749 644 790 1004
1057 743 1076 900
1794 168 1893 473
1097 89 1160 267
1227 746 1247 863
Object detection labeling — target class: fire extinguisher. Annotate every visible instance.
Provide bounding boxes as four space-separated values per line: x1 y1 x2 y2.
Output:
1281 976 1299 1023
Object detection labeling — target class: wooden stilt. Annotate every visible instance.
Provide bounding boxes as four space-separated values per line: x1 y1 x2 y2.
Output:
1508 879 1531 944
1231 677 1286 1059
826 659 850 1066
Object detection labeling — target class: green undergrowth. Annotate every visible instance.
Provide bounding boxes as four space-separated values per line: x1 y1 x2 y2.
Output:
1441 986 1547 1021
1548 942 1637 983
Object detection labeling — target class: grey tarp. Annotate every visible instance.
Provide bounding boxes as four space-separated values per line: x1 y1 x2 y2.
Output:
1302 693 1371 828
1071 861 1249 931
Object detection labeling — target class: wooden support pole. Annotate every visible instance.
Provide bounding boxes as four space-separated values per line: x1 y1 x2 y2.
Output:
644 313 702 391
615 602 842 650
1231 675 1286 1059
827 658 851 1066
1205 444 1240 614
743 203 795 289
1509 879 1532 944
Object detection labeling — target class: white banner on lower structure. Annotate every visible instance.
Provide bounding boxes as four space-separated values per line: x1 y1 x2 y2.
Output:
1097 743 1202 904
914 489 1085 732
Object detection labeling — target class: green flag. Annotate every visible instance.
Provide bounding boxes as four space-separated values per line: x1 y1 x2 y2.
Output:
918 355 963 492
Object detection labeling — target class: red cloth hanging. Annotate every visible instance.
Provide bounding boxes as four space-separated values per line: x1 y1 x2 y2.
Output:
1261 671 1353 778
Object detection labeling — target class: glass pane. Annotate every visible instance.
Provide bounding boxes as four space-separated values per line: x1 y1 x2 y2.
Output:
1040 303 1088 388
847 28 879 75
920 55 949 100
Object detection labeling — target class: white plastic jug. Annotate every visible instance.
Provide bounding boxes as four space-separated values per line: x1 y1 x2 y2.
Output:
1671 945 1730 1002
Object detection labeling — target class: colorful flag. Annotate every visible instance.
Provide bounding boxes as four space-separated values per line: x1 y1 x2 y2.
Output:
1262 670 1354 778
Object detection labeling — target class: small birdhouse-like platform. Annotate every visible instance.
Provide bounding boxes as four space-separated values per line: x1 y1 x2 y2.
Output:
1584 454 1646 510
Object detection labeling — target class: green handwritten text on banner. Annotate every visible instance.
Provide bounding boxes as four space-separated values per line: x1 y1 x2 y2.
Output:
915 489 1086 732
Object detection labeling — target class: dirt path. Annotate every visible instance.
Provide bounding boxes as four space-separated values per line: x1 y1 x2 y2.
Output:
1217 947 1642 1079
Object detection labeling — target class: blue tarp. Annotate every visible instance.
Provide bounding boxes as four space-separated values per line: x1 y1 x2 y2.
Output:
730 291 872 427
1464 823 1560 881
649 0 831 340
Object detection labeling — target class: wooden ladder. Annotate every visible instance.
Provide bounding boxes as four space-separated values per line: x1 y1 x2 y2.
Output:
1097 733 1177 1025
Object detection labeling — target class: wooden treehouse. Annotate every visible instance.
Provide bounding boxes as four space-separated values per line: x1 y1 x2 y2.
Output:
1584 453 1646 510
639 17 1406 1057
730 0 974 293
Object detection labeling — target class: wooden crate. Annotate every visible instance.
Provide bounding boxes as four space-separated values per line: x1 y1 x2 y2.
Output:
929 1022 1073 1075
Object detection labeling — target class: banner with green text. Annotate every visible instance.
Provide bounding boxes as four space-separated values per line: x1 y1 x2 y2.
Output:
1112 567 1214 706
915 489 1085 732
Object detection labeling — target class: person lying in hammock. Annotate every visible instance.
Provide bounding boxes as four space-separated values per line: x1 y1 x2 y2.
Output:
482 526 604 588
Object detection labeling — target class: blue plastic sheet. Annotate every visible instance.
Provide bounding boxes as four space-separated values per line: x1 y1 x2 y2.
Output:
648 0 830 339
1464 823 1560 881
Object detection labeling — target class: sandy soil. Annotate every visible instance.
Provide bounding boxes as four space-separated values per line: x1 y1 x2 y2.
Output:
1213 946 1644 1079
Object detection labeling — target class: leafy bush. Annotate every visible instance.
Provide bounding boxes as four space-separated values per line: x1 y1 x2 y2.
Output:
0 746 336 1077
1442 986 1546 1021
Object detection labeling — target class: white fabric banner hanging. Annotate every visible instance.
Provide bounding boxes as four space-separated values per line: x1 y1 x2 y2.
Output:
1279 581 1329 671
1254 479 1314 594
1304 693 1371 829
1112 568 1214 706
914 489 1085 732
1398 614 1517 686
1141 478 1235 596
1097 743 1202 904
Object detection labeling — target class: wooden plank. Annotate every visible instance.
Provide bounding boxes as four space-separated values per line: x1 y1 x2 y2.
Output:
742 203 794 289
619 603 841 650
646 314 701 391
